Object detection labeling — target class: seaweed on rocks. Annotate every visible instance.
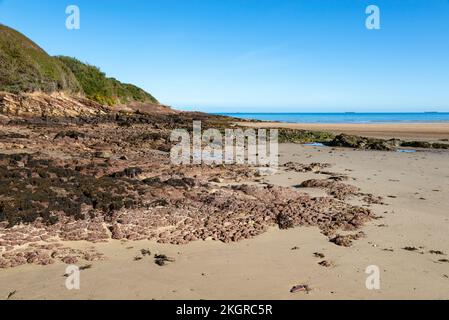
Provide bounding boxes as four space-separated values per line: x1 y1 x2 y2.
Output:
0 131 29 139
54 130 86 140
329 134 396 151
0 153 141 227
110 167 143 179
278 129 334 144
401 141 449 149
0 109 379 269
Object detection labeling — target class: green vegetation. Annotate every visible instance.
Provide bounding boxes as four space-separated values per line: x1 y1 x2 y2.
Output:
278 128 335 143
401 141 449 149
0 24 82 93
56 56 158 106
0 24 158 106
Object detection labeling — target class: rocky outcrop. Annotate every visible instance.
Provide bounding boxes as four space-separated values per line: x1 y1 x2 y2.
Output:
0 102 380 269
329 134 398 151
298 178 359 200
329 133 449 151
401 141 449 149
0 91 107 118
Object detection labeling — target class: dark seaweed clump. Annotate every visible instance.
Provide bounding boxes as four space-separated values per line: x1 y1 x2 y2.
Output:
278 129 334 144
54 130 86 140
401 141 449 149
110 167 143 179
329 134 398 151
0 131 29 139
0 153 141 227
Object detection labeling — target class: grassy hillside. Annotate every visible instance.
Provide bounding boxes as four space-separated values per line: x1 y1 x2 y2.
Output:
0 24 82 94
56 56 158 106
0 24 159 106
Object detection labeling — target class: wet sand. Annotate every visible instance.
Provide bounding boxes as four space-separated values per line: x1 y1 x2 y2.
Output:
238 122 449 141
2 144 449 300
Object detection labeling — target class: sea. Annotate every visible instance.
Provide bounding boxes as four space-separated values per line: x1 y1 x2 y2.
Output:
215 113 449 124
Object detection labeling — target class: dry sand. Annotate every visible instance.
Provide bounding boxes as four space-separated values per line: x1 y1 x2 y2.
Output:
238 121 449 140
1 143 449 300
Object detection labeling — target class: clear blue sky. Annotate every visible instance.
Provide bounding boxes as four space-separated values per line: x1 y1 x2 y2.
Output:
1 0 449 112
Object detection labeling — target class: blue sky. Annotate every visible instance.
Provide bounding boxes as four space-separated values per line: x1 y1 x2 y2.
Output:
1 0 449 112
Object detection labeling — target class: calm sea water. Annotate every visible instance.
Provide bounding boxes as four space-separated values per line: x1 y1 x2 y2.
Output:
216 113 449 124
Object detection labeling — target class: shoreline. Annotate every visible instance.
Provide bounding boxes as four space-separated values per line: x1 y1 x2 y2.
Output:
2 143 449 299
237 121 449 140
1 104 449 299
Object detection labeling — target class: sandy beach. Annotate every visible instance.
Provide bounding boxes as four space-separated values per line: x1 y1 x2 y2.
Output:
2 142 448 300
238 122 449 141
1 91 448 301
2 3 449 306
